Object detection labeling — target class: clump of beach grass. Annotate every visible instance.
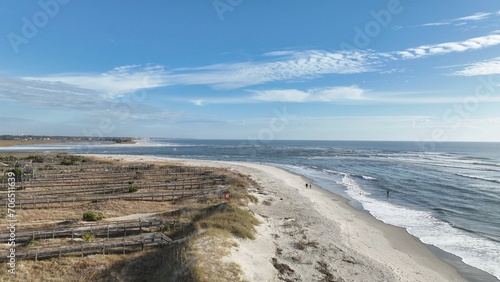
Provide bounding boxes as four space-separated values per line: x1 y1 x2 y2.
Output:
194 203 260 240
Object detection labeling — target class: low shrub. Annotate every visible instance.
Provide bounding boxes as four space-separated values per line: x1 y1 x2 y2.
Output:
60 159 75 166
27 155 44 163
82 233 95 242
82 211 104 221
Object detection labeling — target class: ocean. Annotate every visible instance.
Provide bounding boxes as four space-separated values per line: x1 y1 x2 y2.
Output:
3 139 500 281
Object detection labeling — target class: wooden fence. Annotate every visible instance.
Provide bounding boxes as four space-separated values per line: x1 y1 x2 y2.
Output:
0 218 171 243
11 188 222 209
0 233 172 262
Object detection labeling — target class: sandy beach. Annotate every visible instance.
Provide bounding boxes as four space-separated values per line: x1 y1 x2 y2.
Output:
86 154 466 281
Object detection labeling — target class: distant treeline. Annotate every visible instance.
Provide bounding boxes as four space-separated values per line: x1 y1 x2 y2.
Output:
0 135 134 143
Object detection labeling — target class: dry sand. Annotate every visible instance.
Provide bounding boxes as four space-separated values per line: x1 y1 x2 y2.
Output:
88 155 467 282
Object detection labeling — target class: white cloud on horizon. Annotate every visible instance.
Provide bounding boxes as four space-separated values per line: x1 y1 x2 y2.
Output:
188 87 500 106
453 57 500 76
252 89 311 102
251 86 366 103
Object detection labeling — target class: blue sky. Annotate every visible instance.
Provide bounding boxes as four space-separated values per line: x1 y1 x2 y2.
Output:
1 0 499 141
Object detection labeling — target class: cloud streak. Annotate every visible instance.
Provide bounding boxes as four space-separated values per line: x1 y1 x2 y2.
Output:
24 65 168 98
164 50 375 89
251 86 365 103
14 34 500 99
421 11 497 27
393 34 500 59
453 57 500 76
0 77 179 121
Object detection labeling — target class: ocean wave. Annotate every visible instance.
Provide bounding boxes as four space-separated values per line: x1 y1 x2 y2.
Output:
322 169 343 175
341 175 500 280
455 173 500 184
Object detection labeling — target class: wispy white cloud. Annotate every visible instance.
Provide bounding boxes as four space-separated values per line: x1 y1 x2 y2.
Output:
453 57 500 76
421 11 496 27
14 34 500 99
189 86 500 106
393 34 500 59
457 12 493 22
252 89 311 102
165 50 376 89
188 86 366 105
24 65 168 98
252 86 366 103
23 51 375 92
0 77 179 121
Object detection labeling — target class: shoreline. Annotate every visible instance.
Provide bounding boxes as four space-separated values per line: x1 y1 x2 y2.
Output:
280 164 499 282
86 154 472 281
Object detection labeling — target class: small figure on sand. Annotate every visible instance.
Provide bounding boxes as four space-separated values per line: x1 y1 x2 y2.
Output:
386 190 390 198
309 183 312 189
305 183 308 188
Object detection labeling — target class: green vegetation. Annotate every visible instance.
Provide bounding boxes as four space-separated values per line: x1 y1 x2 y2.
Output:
60 155 89 166
6 168 23 182
82 233 95 242
27 239 39 247
27 155 44 163
60 159 75 166
82 211 104 221
8 168 22 176
129 186 138 193
195 203 260 240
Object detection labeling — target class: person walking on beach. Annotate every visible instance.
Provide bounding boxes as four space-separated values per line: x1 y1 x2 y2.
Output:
305 183 308 188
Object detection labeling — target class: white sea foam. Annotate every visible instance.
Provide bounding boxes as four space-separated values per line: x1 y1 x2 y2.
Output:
342 174 500 280
322 168 343 175
361 175 376 180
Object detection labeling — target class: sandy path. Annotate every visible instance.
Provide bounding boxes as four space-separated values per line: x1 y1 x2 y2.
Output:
87 155 466 282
